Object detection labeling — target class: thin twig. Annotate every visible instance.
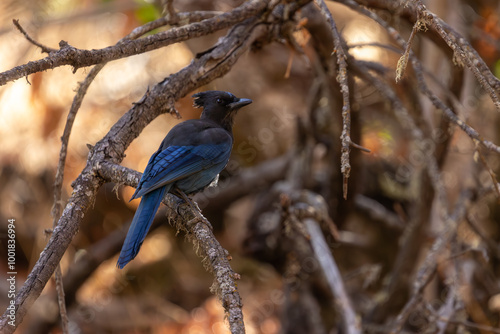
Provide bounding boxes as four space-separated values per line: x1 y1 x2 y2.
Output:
349 139 371 153
411 58 500 155
315 0 352 199
389 269 435 334
53 266 68 334
354 194 405 230
434 234 462 334
12 19 57 53
127 10 223 40
395 15 423 82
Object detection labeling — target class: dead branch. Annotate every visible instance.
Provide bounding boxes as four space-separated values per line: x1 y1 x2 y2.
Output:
354 194 405 230
0 2 286 331
390 188 476 333
335 0 500 155
0 0 267 86
305 217 361 333
12 19 57 54
314 0 353 199
97 161 246 333
411 0 500 110
47 11 218 329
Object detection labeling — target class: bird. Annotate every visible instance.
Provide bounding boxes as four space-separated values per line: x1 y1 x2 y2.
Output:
117 90 252 269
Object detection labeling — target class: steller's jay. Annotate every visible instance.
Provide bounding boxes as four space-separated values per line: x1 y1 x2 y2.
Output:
117 91 252 269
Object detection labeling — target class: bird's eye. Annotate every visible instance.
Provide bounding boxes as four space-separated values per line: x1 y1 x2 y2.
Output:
216 98 223 104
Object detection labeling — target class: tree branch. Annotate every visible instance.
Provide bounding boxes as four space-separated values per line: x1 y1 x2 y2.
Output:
315 0 353 199
0 0 267 86
0 3 274 331
305 217 361 333
97 162 246 333
337 0 500 155
12 19 57 54
47 10 221 329
390 188 475 333
412 0 500 111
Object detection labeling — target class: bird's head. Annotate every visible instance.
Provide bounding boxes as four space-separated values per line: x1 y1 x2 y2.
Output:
193 91 252 130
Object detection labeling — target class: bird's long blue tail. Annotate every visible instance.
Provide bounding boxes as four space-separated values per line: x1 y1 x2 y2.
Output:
117 187 167 269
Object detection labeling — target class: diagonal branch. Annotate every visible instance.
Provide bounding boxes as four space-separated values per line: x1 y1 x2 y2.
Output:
305 217 361 333
412 0 500 111
335 0 500 156
97 162 246 334
0 5 272 332
12 19 57 53
0 0 267 86
47 10 219 331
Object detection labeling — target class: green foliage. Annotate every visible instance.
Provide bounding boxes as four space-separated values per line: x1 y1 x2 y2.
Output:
135 1 160 24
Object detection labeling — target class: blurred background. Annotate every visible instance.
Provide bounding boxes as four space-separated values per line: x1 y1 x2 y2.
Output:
0 0 500 333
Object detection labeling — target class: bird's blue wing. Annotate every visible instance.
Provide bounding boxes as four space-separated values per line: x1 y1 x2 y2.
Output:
132 142 231 199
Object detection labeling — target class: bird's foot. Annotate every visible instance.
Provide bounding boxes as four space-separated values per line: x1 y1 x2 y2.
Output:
187 213 213 230
176 188 213 230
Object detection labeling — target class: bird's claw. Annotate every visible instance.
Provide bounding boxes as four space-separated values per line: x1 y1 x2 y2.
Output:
187 214 213 230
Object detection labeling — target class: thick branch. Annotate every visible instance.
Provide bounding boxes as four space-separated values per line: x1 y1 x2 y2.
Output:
97 162 246 333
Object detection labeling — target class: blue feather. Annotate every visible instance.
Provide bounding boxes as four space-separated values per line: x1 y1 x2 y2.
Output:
117 186 168 269
117 91 251 268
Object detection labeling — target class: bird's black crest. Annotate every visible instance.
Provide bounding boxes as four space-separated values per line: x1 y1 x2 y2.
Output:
192 91 236 108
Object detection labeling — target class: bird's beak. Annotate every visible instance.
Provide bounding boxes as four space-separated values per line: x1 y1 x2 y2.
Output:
228 98 252 111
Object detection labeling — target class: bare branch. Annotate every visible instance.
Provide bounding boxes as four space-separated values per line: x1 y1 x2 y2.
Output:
97 162 246 333
390 188 475 332
412 0 500 111
53 266 68 334
354 194 405 230
337 0 500 155
12 19 57 53
0 4 273 331
315 0 352 199
305 217 361 334
0 0 267 86
395 15 423 82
